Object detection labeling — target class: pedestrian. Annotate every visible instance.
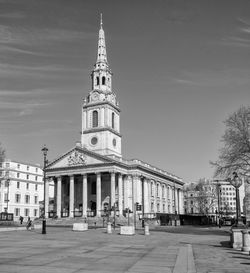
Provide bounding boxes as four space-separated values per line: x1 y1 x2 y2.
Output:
19 216 23 225
26 217 32 230
219 218 222 228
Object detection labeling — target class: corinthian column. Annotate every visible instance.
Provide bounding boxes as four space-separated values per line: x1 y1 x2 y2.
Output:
56 176 62 218
82 174 87 217
111 172 116 207
69 176 74 218
96 173 101 217
118 173 123 214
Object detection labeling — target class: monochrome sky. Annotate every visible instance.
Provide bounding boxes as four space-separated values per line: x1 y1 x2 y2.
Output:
0 0 250 183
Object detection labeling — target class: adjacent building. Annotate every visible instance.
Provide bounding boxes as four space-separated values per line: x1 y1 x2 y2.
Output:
44 18 185 220
184 179 245 218
0 160 43 221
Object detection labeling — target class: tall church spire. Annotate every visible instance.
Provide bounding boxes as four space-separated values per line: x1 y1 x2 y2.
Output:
96 13 107 64
91 15 112 94
82 15 121 157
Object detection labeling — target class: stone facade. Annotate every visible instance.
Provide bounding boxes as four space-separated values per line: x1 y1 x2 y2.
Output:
45 17 184 220
0 160 43 221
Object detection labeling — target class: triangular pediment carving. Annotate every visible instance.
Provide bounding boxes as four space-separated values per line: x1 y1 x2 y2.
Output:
46 147 112 170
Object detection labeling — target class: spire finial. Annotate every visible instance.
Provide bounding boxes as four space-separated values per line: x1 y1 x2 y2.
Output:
100 13 103 28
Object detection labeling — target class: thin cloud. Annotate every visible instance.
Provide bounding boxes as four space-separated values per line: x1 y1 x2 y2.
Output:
220 36 250 47
218 17 250 48
0 11 26 19
172 69 250 88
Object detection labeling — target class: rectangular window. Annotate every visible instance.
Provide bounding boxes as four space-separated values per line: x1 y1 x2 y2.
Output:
35 184 38 191
15 194 21 203
17 164 20 169
5 180 9 187
17 173 20 178
17 181 20 188
26 183 29 190
25 195 30 204
5 162 10 168
34 209 37 217
26 174 29 180
15 208 20 217
151 202 154 212
4 193 8 202
27 166 29 171
36 167 38 173
34 196 38 204
24 208 29 217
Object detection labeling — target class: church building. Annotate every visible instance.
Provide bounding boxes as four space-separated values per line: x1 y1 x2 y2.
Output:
45 18 184 220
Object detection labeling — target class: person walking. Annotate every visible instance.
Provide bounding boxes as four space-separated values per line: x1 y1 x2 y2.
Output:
19 216 23 225
26 217 32 230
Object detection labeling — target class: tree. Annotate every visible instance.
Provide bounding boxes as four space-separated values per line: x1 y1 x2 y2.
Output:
184 179 217 215
0 143 5 183
193 179 217 215
211 106 250 179
0 143 5 165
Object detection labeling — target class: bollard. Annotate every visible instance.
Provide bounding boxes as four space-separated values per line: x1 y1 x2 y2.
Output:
241 230 250 252
144 223 150 235
107 222 112 234
231 228 243 249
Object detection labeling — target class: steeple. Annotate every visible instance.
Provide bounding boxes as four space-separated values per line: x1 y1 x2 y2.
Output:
96 13 107 64
91 14 112 94
81 15 121 157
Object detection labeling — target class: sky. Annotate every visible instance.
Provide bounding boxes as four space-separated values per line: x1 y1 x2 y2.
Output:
0 0 250 183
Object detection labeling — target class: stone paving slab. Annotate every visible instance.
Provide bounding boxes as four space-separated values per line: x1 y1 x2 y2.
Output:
0 226 249 273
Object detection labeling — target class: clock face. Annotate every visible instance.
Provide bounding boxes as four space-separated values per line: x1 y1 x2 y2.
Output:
92 92 99 101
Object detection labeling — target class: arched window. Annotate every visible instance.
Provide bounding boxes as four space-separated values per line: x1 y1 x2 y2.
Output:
92 111 98 128
112 112 115 129
96 77 99 86
102 76 106 85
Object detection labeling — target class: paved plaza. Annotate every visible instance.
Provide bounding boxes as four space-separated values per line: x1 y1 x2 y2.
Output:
0 226 249 273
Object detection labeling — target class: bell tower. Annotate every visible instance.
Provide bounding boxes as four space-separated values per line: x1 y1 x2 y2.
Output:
81 15 122 157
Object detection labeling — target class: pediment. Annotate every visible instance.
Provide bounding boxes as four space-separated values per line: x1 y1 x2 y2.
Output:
46 147 111 169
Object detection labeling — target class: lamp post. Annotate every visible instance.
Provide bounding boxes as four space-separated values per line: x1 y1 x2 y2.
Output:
6 179 10 213
41 145 48 234
214 180 222 226
229 172 243 227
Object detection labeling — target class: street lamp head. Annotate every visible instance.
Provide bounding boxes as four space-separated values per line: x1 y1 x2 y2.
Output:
41 145 48 157
230 172 242 188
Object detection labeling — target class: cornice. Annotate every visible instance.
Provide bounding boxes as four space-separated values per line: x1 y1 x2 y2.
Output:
82 127 122 138
82 100 120 112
